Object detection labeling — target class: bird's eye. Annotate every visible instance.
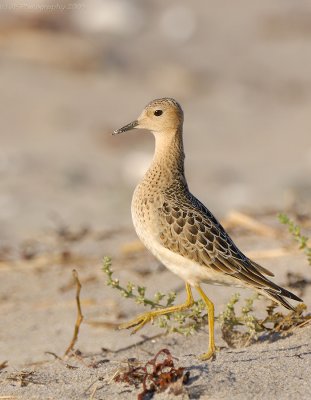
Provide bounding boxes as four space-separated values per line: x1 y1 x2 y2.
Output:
154 110 163 116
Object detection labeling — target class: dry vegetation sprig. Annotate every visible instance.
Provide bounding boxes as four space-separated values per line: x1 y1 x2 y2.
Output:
64 269 84 356
260 302 310 334
219 294 311 348
5 371 45 387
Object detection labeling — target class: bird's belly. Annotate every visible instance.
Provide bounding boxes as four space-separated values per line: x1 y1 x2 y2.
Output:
132 208 239 287
150 243 240 287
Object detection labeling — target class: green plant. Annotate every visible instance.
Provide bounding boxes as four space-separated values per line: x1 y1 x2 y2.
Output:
278 213 311 265
218 293 264 348
102 257 207 335
103 257 176 308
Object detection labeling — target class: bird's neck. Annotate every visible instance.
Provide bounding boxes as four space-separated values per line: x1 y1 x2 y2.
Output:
144 127 187 190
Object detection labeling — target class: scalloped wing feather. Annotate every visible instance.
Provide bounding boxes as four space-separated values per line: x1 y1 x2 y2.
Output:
157 193 302 309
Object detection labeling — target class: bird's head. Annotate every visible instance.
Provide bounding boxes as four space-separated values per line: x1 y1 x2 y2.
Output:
113 98 183 136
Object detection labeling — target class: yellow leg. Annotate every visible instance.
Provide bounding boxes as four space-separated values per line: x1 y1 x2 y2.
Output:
119 283 194 333
196 285 216 361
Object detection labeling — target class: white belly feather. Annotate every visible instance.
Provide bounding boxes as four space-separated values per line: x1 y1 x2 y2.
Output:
131 190 240 288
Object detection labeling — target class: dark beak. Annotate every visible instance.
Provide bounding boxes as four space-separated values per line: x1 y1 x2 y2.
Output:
113 120 138 135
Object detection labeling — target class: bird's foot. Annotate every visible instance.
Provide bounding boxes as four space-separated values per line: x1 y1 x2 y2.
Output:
118 311 156 334
198 346 217 361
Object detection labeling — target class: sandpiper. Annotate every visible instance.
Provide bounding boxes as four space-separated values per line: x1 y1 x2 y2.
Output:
113 98 302 361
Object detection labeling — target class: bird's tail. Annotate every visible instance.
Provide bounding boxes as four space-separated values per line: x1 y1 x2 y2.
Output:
261 286 303 311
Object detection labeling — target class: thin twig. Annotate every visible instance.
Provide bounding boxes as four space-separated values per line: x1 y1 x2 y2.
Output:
0 361 8 371
0 396 18 399
45 352 63 361
89 382 99 399
286 316 311 333
64 269 84 356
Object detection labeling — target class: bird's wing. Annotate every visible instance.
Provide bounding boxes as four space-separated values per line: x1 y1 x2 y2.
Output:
157 193 301 307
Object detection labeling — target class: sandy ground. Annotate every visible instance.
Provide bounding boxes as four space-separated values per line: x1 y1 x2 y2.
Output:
1 326 311 400
0 0 311 399
0 218 311 399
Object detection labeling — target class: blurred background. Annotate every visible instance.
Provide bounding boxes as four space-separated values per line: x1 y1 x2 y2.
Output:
0 0 310 241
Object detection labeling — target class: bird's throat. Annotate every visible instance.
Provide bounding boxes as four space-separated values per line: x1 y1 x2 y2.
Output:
147 127 186 189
